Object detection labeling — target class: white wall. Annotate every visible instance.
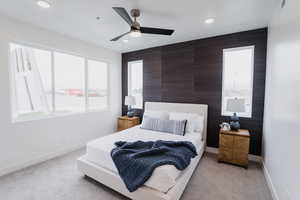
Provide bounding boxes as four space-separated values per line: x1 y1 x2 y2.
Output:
263 1 300 200
0 15 122 176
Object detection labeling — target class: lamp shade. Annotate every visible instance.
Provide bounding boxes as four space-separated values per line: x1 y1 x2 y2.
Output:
226 98 246 113
125 96 136 106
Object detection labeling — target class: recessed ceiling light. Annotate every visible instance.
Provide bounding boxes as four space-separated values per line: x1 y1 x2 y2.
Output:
205 18 215 24
123 39 129 43
36 0 51 8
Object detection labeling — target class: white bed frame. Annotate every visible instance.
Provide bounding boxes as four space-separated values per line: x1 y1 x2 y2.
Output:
77 102 208 200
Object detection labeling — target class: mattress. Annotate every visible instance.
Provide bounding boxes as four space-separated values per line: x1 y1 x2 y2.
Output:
85 125 204 193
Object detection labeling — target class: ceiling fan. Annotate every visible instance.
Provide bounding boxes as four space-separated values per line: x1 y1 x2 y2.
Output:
111 7 175 41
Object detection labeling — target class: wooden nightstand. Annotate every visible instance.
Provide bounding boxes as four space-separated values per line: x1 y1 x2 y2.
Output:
218 129 250 168
117 116 140 131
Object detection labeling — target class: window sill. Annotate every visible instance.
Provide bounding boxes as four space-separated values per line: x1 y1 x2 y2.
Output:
221 113 252 119
12 107 110 123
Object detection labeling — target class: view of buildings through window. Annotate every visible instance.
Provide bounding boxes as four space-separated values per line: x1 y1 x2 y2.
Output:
54 52 85 112
10 43 109 121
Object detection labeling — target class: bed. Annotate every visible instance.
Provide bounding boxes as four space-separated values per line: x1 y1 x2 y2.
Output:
77 102 208 200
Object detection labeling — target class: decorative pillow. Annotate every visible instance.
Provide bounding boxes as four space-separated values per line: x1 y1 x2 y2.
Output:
143 110 169 120
169 112 194 133
169 112 204 134
141 116 187 136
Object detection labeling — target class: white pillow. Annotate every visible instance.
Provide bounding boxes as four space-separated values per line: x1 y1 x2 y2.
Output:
193 115 204 133
143 110 169 120
194 115 205 141
169 112 194 133
169 112 204 134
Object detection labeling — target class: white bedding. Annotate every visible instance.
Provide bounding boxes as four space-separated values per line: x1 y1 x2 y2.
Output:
85 125 204 193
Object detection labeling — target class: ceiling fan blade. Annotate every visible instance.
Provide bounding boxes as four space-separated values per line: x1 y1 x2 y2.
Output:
112 7 133 26
110 32 130 41
140 27 174 35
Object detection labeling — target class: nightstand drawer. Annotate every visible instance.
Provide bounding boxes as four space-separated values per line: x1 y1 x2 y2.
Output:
127 120 137 127
233 149 248 166
117 116 140 131
219 134 234 148
117 119 128 131
234 136 250 153
218 129 250 168
218 147 233 162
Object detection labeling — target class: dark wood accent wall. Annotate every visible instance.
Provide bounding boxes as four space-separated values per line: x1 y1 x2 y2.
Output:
122 28 267 156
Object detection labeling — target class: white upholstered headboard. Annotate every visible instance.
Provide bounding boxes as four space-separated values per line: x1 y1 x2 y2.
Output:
145 102 208 145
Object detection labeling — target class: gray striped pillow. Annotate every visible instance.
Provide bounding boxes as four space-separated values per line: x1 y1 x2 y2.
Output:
141 116 187 136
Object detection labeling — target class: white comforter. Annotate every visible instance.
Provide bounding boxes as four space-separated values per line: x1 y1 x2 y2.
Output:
85 126 203 193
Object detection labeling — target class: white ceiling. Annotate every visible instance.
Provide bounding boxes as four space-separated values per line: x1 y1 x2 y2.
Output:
0 0 277 53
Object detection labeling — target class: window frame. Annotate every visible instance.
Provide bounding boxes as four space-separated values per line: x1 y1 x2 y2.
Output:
221 45 255 118
127 60 143 109
9 41 110 123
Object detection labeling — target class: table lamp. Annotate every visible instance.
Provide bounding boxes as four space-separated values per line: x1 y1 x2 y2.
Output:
226 98 246 131
125 96 136 117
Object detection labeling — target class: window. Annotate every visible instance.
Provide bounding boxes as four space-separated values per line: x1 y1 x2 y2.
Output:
10 43 109 121
33 48 53 111
10 44 53 118
55 52 85 112
128 60 143 109
222 46 254 118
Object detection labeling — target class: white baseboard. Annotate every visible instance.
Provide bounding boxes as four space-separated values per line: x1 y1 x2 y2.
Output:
0 143 85 177
248 154 262 163
205 147 262 163
205 146 219 154
262 161 280 200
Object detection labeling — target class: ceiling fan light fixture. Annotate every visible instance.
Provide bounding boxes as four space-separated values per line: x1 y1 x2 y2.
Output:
36 0 51 8
130 30 142 38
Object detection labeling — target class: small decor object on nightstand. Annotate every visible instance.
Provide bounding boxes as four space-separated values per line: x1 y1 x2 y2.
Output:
226 98 246 131
220 122 231 131
125 96 136 118
218 129 250 168
117 116 140 131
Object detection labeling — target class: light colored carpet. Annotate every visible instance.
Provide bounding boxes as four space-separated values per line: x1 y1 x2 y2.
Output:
0 149 272 200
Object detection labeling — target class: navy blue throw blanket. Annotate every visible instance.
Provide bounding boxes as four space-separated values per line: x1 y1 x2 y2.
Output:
111 140 198 192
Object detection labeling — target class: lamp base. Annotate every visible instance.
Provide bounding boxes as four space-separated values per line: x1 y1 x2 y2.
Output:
230 112 239 121
230 113 240 131
127 111 134 118
230 121 240 131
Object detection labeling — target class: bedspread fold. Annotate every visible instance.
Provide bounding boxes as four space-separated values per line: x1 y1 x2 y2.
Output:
111 140 197 192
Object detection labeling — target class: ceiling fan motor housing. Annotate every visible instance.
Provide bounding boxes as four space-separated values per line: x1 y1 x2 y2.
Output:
130 9 140 18
131 21 141 30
